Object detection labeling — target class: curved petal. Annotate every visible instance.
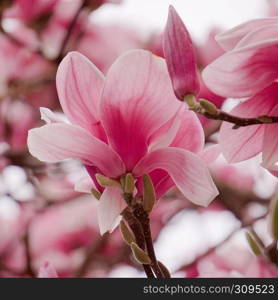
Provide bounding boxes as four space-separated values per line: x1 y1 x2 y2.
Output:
148 108 181 152
200 144 221 164
145 106 205 199
97 187 127 235
56 51 106 139
40 107 66 124
133 148 219 206
219 83 278 163
100 49 181 171
74 175 96 194
202 39 278 98
216 17 278 51
262 103 278 172
235 24 278 49
170 106 204 153
28 123 125 178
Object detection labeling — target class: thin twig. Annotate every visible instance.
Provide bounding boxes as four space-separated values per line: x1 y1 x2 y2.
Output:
133 204 166 278
186 97 278 129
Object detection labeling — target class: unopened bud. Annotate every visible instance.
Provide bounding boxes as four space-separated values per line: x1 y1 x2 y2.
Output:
124 173 135 194
143 174 156 213
130 242 152 265
270 195 278 240
184 94 198 109
245 231 262 256
95 173 120 188
199 99 219 115
120 220 135 245
91 188 101 200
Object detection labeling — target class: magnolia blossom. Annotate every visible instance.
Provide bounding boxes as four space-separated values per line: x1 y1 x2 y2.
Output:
28 50 218 235
201 18 278 173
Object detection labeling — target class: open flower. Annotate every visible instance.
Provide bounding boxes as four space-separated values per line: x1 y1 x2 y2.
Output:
202 18 278 173
28 50 218 234
202 17 278 98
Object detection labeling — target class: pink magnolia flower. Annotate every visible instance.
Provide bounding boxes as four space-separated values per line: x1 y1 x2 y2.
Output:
28 50 218 235
202 17 278 98
163 6 200 100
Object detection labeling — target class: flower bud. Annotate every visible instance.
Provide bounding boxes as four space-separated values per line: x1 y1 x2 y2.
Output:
124 173 135 194
245 231 263 256
142 174 156 213
95 173 120 188
120 220 136 245
163 5 200 100
130 242 152 265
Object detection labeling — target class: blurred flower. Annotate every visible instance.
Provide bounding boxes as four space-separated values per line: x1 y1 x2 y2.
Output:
38 261 58 278
203 17 278 98
0 100 36 152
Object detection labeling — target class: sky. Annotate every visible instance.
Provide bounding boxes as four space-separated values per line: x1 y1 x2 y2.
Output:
94 0 268 41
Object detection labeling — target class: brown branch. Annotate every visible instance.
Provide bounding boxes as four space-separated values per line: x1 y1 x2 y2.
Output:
203 111 278 129
133 204 167 278
185 97 278 129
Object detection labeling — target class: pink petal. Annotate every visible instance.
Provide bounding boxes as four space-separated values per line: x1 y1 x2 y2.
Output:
148 109 182 152
38 261 58 278
100 49 180 171
216 17 278 51
74 174 96 194
163 6 200 99
170 106 204 153
202 39 278 98
235 24 278 49
148 169 175 200
262 103 278 172
133 148 219 206
219 83 278 163
97 187 127 235
146 106 205 199
200 144 221 164
56 51 106 139
28 123 125 178
40 107 65 124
